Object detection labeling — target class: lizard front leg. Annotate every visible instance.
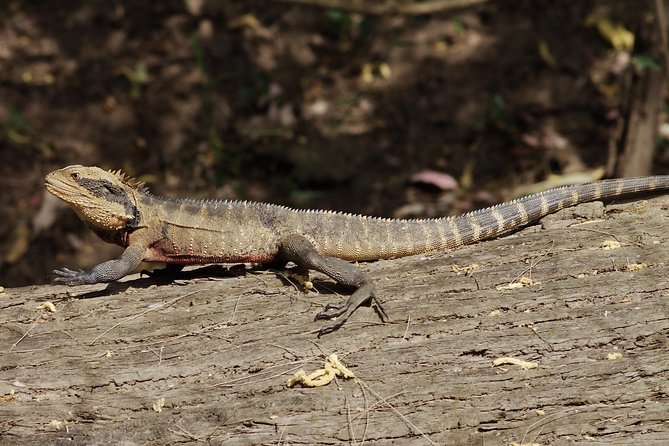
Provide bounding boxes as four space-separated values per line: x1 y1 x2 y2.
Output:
278 234 389 336
53 243 146 285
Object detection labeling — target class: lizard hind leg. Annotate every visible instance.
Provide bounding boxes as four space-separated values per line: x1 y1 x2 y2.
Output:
277 233 389 336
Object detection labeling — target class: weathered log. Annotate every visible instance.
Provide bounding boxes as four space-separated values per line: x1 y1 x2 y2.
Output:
2 195 669 445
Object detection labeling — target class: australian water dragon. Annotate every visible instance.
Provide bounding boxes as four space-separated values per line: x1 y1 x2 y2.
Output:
45 165 669 335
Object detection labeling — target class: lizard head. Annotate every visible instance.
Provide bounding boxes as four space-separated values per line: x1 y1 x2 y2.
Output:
45 165 146 232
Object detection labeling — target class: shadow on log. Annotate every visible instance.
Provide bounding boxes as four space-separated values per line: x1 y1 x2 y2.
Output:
2 195 669 444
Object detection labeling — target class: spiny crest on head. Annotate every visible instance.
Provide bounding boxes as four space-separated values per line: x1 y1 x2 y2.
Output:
108 168 149 192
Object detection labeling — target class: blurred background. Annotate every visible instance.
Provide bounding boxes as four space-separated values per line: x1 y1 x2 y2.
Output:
1 0 668 287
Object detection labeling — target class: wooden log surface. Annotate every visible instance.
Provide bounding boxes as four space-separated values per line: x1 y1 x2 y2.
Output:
2 195 669 445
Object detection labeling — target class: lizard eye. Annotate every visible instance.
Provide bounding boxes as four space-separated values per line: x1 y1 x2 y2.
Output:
71 172 81 180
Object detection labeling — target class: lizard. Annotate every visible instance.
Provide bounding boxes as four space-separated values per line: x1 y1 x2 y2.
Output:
45 165 669 336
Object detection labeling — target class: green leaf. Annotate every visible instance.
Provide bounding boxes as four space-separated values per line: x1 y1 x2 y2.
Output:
632 54 662 71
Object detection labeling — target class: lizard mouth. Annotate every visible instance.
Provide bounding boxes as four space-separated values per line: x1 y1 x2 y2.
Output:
44 176 61 196
44 174 76 201
44 177 57 194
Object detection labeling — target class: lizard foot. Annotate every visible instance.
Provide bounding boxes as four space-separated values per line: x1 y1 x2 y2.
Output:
53 268 94 286
315 282 389 337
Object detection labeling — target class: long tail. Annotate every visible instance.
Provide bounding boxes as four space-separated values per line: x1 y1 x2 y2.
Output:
305 176 669 261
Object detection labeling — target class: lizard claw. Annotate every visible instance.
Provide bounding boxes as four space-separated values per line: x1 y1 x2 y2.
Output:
315 282 389 337
315 300 349 320
53 268 92 285
317 317 348 337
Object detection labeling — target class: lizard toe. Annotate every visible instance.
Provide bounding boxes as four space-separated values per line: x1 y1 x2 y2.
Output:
53 268 84 279
314 302 349 321
317 318 348 338
53 268 89 285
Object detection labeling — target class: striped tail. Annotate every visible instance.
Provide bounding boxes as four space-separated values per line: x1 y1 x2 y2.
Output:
443 175 669 249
